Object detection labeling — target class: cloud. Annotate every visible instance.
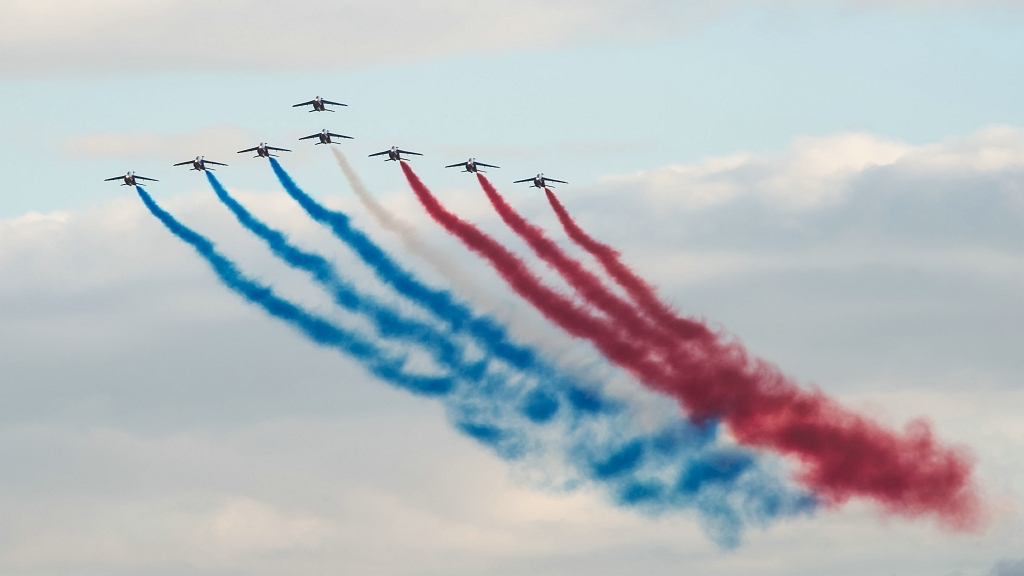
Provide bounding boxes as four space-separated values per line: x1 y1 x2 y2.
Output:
531 125 1024 390
3 127 1024 572
993 559 1024 576
0 0 730 75
598 126 1024 209
66 125 257 161
3 0 1022 75
598 131 917 209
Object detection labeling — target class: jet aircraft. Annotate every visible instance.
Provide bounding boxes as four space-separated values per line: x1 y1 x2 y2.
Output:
299 129 353 145
514 174 568 189
104 171 158 186
174 156 228 171
292 96 347 112
238 142 291 158
445 158 499 173
369 146 422 162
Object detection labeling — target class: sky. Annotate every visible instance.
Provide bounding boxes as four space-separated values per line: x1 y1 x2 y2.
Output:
2 1 1024 574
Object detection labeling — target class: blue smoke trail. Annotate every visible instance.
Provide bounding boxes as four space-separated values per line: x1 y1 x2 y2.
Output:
135 186 451 396
139 185 815 546
267 160 645 436
205 171 481 380
266 159 618 429
269 157 538 371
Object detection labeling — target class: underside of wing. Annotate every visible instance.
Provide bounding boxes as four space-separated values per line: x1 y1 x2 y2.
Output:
206 160 228 166
444 163 465 168
172 161 192 166
322 100 347 106
368 151 389 157
136 176 158 181
267 147 291 152
104 176 124 181
237 148 258 153
398 150 422 156
328 133 353 139
298 134 319 140
477 163 500 169
292 100 315 107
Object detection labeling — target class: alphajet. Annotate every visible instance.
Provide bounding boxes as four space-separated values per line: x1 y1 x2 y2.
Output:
514 174 567 189
292 96 347 112
369 146 422 162
174 156 228 171
445 158 499 173
238 142 291 158
104 171 158 186
299 129 353 145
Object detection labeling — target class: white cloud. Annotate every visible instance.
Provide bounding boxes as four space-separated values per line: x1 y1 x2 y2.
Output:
599 126 1024 209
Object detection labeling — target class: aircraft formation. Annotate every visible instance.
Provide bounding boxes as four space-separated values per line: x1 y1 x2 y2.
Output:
111 94 985 543
105 95 567 188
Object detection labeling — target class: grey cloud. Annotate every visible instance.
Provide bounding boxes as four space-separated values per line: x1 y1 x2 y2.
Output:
565 129 1024 390
66 125 258 162
993 559 1024 576
3 129 1024 573
0 0 733 76
3 0 1023 75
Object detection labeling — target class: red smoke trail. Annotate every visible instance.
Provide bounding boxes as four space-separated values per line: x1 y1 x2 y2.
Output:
402 162 671 380
546 188 711 341
476 173 679 353
405 162 982 530
681 351 982 528
544 189 982 526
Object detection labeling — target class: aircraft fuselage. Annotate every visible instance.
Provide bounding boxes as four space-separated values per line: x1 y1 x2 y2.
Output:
106 170 156 186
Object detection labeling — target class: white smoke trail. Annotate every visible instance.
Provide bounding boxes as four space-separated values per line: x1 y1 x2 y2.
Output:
334 149 603 369
331 149 672 425
332 148 511 313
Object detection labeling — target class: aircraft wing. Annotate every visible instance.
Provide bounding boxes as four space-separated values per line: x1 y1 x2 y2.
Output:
327 132 353 139
368 150 390 157
298 134 319 140
292 100 315 107
477 162 500 169
172 160 193 166
237 147 258 153
397 149 422 156
444 162 466 168
267 146 291 152
513 178 533 183
546 178 568 184
322 100 347 106
205 160 229 166
104 176 124 181
135 175 159 181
